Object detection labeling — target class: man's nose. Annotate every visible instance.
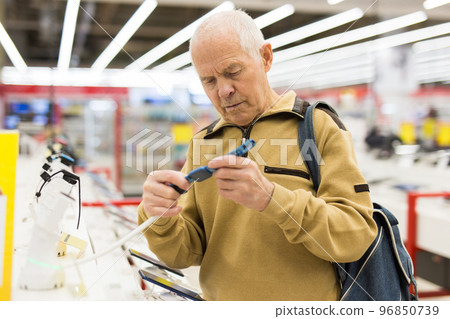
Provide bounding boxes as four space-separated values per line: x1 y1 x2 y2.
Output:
218 78 235 99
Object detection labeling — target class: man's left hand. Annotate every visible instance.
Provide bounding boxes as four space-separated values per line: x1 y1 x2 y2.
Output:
208 155 274 211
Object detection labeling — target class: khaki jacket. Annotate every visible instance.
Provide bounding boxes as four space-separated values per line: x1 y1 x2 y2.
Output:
138 91 377 300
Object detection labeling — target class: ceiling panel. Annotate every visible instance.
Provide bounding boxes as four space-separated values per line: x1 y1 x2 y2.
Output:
0 0 449 70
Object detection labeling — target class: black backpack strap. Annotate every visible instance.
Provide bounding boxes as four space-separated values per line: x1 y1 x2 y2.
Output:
297 99 340 191
298 102 319 191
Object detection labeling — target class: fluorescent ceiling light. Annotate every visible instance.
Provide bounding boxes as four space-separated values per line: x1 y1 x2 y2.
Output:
417 70 450 82
58 0 80 70
272 74 374 90
313 77 374 90
274 11 427 63
153 51 191 71
311 71 375 90
91 0 157 71
153 4 295 72
1 66 184 88
267 8 363 49
270 56 373 83
271 66 374 89
270 20 450 87
270 43 372 77
415 60 450 74
270 57 373 88
423 0 450 10
269 22 450 75
254 4 295 29
371 22 450 50
126 1 234 71
418 71 450 79
419 77 450 84
0 22 27 72
328 0 345 5
345 22 450 55
412 35 450 53
414 51 450 63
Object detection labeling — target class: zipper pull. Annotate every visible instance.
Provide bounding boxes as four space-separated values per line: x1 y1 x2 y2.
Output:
242 128 247 144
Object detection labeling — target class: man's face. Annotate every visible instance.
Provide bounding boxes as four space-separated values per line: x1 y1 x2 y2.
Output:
191 32 273 127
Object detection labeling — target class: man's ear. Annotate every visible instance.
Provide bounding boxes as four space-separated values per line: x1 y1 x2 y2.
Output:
260 42 273 72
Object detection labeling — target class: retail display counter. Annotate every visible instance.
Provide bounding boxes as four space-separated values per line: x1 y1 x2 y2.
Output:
10 150 200 301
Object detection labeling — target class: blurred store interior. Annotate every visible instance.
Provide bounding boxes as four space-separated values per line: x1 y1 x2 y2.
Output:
0 0 449 302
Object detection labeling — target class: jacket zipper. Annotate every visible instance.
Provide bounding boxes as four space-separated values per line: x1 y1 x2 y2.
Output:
264 166 310 180
238 123 256 156
241 126 253 144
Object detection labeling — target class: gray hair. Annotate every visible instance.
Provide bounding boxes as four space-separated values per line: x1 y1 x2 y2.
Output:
189 9 265 64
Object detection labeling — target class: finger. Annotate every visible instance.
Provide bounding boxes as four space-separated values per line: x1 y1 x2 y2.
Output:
152 170 190 190
213 164 256 182
208 155 250 169
213 167 241 181
215 178 239 191
143 192 178 209
143 178 178 200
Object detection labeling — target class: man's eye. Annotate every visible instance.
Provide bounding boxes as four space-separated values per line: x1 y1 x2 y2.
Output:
228 70 241 77
202 78 215 85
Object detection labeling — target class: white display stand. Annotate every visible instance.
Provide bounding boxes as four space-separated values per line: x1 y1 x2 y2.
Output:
11 153 200 301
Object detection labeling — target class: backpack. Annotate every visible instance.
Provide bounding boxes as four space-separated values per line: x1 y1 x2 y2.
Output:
296 98 418 301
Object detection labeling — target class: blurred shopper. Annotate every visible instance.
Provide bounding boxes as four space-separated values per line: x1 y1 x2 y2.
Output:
420 106 438 151
365 126 401 158
138 10 377 301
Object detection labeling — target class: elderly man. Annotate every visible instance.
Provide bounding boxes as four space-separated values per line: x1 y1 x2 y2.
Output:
138 10 376 301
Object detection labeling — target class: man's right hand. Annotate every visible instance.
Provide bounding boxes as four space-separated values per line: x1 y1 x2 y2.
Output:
142 170 190 218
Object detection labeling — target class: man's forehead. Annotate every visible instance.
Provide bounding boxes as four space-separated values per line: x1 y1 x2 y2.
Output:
193 43 245 73
197 59 244 77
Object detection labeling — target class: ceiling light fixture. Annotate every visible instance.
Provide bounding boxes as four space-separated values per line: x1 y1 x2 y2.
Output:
154 7 360 72
125 1 234 71
414 51 450 64
412 35 450 53
269 21 450 88
327 0 345 5
267 8 363 49
57 0 81 70
416 61 450 74
270 56 373 83
274 11 427 63
253 4 295 29
269 41 373 77
423 0 450 10
271 66 374 90
371 22 450 50
417 69 450 83
153 3 296 72
91 0 157 72
152 52 191 72
0 22 27 72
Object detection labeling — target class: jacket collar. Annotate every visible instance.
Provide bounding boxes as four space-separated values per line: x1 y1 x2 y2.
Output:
204 90 308 137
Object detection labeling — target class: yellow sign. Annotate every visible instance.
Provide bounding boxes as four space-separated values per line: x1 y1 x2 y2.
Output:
399 122 416 145
171 123 193 144
0 130 19 300
437 123 450 147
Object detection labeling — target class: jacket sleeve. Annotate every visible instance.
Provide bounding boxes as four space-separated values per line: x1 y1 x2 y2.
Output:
259 109 378 263
137 142 206 269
